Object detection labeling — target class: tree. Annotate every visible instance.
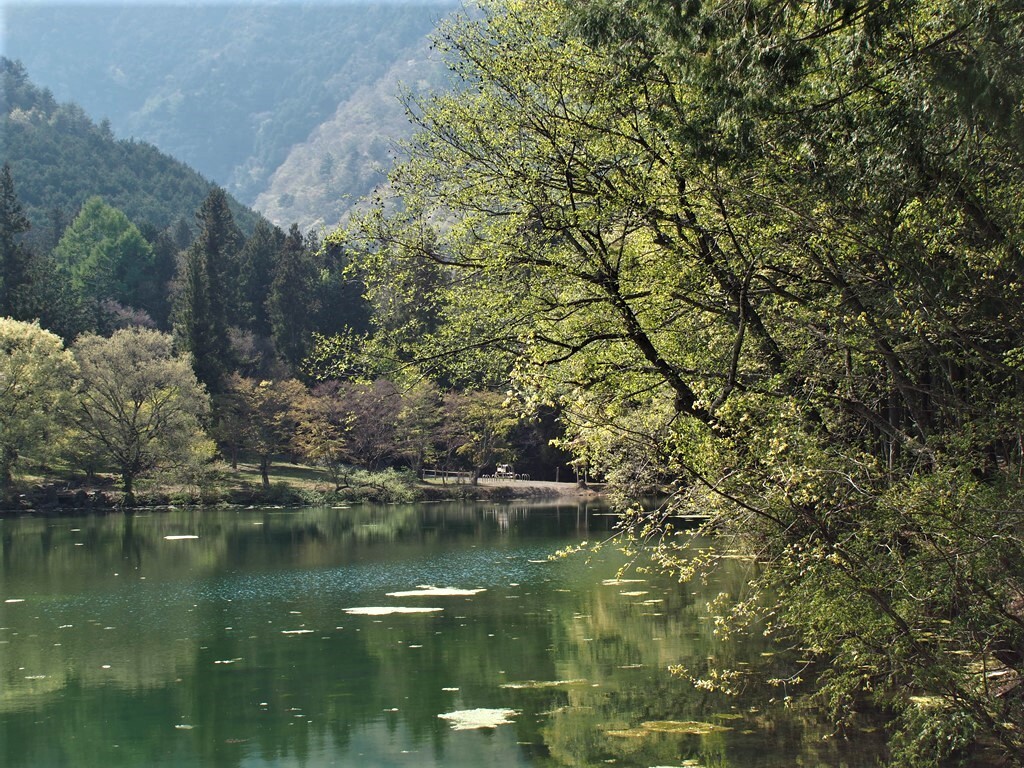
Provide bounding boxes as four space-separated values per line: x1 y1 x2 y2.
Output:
294 380 355 490
0 318 78 503
267 224 320 369
0 164 34 318
221 374 307 489
394 380 442 478
193 186 244 325
359 0 1024 762
72 328 213 504
237 217 283 336
337 378 403 471
52 197 156 313
442 390 519 483
172 188 242 393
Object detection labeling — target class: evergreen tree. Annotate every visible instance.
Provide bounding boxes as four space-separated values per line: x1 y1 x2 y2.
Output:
315 238 372 337
193 187 244 328
267 224 320 369
172 241 226 393
52 196 156 327
237 217 284 335
172 188 244 392
0 163 33 317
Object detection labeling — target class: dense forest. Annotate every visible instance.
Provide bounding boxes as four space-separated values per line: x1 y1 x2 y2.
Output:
1 59 260 245
4 0 1024 764
0 58 566 508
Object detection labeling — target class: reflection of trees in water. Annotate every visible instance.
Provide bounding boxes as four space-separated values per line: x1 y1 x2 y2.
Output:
0 506 886 767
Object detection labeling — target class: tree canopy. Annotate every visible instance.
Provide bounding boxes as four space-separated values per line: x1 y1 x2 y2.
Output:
350 0 1024 762
71 327 212 502
0 318 78 502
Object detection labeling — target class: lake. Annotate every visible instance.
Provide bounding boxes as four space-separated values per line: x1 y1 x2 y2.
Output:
0 502 886 767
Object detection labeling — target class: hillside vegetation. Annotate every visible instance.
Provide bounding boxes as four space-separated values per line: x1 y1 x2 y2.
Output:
1 58 259 243
4 1 458 227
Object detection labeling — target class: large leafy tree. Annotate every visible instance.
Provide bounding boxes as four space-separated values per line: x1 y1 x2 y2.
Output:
356 0 1024 762
220 374 307 489
0 318 78 503
72 328 213 504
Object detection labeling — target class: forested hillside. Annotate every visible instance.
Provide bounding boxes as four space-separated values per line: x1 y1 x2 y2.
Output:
3 1 457 228
1 58 259 245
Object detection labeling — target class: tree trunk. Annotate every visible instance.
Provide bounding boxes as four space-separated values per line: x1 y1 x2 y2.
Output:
122 471 135 507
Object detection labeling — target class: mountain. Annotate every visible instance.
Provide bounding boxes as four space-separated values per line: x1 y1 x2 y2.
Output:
2 1 458 230
1 57 260 243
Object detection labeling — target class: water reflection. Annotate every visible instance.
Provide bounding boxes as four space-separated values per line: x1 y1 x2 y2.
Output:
0 503 885 767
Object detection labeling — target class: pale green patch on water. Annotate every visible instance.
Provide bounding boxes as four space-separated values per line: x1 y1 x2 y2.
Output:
500 679 588 689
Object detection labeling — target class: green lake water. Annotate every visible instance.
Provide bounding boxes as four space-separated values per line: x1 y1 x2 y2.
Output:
0 502 886 767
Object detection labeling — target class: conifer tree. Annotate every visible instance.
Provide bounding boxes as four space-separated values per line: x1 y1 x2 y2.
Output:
267 224 320 369
238 217 284 335
0 163 33 317
192 187 244 329
172 188 242 392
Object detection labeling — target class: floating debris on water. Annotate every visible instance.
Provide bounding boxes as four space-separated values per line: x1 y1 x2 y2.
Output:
164 535 199 541
343 607 443 616
601 579 645 586
438 708 519 730
620 591 649 597
386 585 485 598
606 720 732 738
281 629 315 635
4 599 25 603
500 679 587 689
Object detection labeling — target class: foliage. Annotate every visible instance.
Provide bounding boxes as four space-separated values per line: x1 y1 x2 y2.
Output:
268 224 320 368
236 217 284 336
172 187 242 393
441 389 521 483
0 163 33 318
356 0 1024 763
219 374 308 490
71 327 213 503
52 196 157 328
0 318 79 502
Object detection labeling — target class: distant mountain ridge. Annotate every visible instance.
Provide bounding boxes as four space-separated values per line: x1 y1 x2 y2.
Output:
3 1 459 230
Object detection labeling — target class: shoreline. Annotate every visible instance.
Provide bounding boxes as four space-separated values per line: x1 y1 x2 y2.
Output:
1 473 605 515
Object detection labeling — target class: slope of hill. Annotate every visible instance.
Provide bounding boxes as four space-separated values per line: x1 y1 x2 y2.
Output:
1 58 260 241
3 2 458 227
